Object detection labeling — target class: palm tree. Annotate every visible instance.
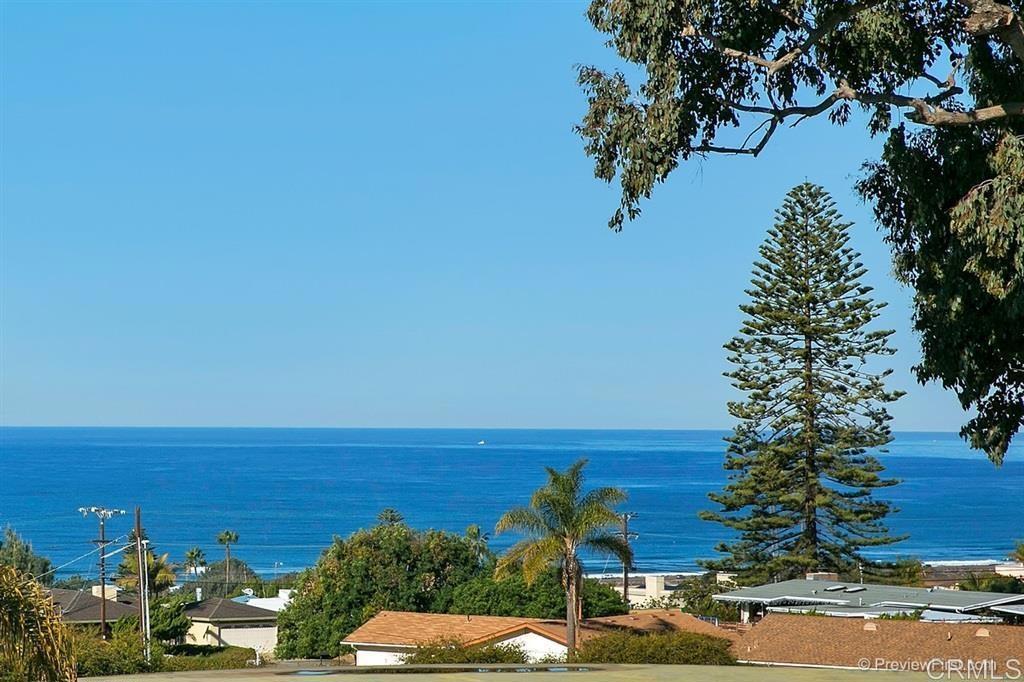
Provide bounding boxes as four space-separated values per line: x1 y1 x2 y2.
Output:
0 565 77 681
1012 541 1024 564
183 547 206 580
464 524 492 565
116 550 177 597
494 459 632 654
217 530 239 586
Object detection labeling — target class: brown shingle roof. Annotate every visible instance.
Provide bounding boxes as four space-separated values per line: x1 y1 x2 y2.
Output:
48 588 139 624
184 598 277 622
736 614 1024 673
343 609 737 648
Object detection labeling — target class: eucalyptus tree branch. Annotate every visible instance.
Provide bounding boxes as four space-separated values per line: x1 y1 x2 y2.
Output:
683 0 887 76
958 0 1024 63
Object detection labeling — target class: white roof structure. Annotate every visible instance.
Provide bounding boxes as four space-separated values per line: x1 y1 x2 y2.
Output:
713 579 1024 618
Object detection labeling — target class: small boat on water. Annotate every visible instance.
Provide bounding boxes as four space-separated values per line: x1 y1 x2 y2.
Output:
477 440 486 446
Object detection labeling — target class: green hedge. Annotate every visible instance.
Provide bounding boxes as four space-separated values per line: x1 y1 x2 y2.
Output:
72 630 256 676
575 631 736 665
403 638 528 664
161 645 256 671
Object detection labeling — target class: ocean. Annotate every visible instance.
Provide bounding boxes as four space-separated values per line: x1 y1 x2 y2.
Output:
1 427 1020 579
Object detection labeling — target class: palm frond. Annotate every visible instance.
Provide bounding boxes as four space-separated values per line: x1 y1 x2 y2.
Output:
495 506 551 537
495 536 564 585
582 533 634 566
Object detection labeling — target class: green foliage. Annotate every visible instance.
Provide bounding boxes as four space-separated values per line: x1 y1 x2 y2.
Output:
150 595 192 643
160 645 256 671
52 575 91 590
179 557 260 599
575 631 736 665
1 565 76 682
0 527 52 586
404 638 529 665
183 547 207 579
72 627 156 677
449 569 628 619
495 459 632 651
577 0 1024 462
959 573 1024 593
860 129 1024 464
377 508 405 525
275 521 486 659
1013 541 1024 563
701 184 904 583
877 609 924 621
72 628 255 675
857 557 925 586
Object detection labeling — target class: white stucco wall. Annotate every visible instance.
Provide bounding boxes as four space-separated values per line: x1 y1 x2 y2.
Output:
497 631 567 662
353 645 412 666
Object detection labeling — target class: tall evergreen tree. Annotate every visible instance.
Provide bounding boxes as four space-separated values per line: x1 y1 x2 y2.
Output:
701 183 905 584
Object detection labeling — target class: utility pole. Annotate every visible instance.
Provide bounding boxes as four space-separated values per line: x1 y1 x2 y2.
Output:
619 512 638 607
141 539 152 663
79 506 126 639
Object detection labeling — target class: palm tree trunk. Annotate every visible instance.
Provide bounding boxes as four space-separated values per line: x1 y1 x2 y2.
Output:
565 557 580 656
226 545 231 586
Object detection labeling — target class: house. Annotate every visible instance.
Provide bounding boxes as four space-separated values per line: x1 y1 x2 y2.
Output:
183 598 278 653
735 613 1024 675
342 609 738 666
48 586 139 626
713 577 1024 622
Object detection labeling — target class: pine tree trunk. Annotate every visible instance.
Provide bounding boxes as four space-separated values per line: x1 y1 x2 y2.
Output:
802 330 819 565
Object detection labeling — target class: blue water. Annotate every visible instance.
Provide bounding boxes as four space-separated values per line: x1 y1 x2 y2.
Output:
1 428 1020 579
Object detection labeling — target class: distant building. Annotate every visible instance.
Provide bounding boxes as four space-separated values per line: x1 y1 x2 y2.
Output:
231 588 293 612
602 573 703 607
713 577 1024 623
183 598 278 653
736 613 1024 674
342 609 737 666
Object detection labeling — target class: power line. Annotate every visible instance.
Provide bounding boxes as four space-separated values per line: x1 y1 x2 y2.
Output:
31 533 130 583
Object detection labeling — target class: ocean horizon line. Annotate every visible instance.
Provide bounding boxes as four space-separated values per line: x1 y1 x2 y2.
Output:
0 425 967 435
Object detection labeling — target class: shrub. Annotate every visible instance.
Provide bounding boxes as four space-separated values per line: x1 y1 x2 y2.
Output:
161 645 257 671
73 628 157 676
576 631 735 665
403 637 528 665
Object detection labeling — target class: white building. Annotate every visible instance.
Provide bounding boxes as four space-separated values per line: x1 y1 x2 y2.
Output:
232 588 294 613
342 609 737 666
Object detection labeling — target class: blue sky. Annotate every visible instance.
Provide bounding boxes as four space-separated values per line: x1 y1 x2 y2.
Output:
1 1 969 430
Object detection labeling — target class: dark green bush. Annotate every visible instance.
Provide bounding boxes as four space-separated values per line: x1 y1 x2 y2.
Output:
404 638 528 665
161 645 256 671
576 631 735 665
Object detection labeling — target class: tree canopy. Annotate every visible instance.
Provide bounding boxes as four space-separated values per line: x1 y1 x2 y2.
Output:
275 519 485 658
449 568 628 620
0 527 52 587
578 0 1023 463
